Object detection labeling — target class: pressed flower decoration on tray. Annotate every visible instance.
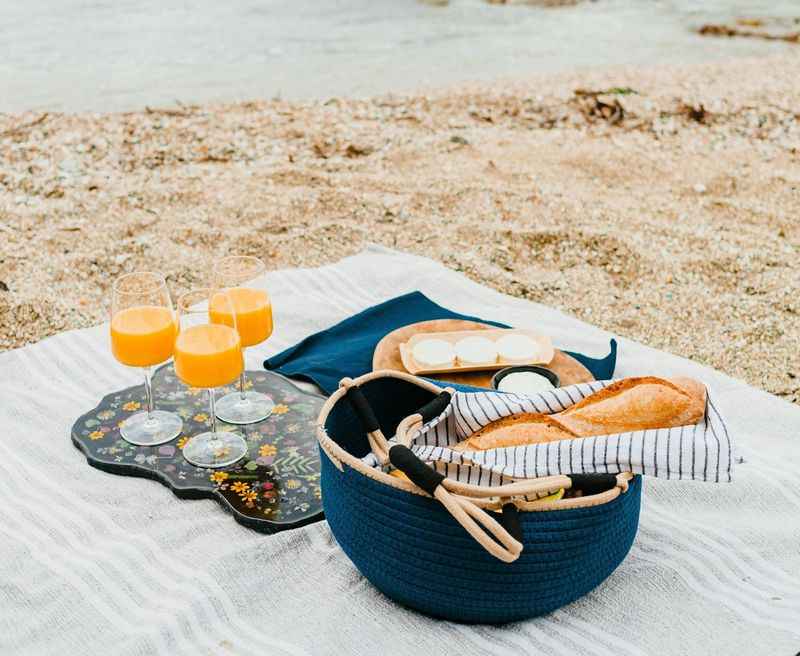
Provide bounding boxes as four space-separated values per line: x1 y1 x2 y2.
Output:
71 364 325 532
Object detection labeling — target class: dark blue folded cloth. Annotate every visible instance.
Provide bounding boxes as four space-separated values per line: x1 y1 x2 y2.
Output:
265 291 617 395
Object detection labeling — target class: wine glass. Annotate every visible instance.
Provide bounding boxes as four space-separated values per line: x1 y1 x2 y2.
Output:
210 255 275 424
174 288 248 468
110 272 183 446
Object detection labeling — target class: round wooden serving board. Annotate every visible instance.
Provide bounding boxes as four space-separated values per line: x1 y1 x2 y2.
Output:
372 319 594 388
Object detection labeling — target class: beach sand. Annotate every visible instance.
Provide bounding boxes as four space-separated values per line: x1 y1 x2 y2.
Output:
1 53 799 403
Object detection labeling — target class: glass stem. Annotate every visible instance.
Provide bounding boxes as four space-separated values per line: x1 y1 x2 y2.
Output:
143 366 154 421
238 346 247 401
238 371 247 401
209 388 218 434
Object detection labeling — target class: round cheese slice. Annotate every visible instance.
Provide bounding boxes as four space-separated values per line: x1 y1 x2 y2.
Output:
497 371 554 394
411 338 456 368
454 336 498 366
496 334 540 363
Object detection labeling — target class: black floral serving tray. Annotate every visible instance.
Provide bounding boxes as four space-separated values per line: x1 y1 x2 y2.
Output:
71 364 325 533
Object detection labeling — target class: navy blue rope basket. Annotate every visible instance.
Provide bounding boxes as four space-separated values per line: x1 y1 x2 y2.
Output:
317 371 641 624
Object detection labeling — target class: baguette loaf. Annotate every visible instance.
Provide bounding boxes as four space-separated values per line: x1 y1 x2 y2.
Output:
453 376 706 452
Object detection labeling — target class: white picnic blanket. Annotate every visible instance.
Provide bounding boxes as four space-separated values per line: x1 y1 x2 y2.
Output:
2 246 799 656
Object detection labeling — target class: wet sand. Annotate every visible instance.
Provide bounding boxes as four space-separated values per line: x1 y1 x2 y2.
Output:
1 53 799 403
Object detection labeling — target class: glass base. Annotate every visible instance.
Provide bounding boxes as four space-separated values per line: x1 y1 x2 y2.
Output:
214 391 274 425
182 431 248 468
120 410 183 447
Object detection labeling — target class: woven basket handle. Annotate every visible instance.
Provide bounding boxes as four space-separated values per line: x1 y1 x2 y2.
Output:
341 379 525 562
339 378 392 463
389 444 523 563
341 379 455 464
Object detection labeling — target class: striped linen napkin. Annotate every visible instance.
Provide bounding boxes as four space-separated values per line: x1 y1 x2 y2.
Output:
366 380 734 484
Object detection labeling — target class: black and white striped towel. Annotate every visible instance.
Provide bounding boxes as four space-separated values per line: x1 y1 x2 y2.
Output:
366 380 734 484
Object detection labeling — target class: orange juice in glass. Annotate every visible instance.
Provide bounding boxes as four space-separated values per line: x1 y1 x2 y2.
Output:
209 287 273 348
174 323 243 389
111 305 175 367
210 256 275 424
110 272 183 446
174 289 247 468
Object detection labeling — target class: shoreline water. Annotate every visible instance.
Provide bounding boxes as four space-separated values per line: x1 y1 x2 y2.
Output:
2 0 798 114
1 52 799 403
